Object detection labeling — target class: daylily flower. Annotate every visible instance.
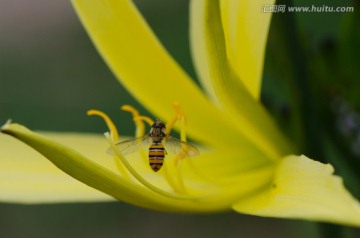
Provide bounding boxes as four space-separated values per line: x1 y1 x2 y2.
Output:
1 0 360 227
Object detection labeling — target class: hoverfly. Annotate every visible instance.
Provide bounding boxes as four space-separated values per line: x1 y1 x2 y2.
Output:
107 119 200 172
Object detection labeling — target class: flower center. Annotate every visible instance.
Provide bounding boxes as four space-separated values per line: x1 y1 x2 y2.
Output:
87 103 207 199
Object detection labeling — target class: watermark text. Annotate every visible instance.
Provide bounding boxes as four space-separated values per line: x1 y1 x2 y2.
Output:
262 4 354 13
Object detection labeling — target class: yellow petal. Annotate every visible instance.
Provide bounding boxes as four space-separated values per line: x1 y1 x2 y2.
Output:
191 0 274 100
190 0 291 160
232 155 360 227
71 0 253 151
1 123 275 212
0 133 113 203
221 0 275 99
0 123 172 208
190 0 221 106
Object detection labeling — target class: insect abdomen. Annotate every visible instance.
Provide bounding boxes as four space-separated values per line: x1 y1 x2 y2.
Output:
148 144 165 172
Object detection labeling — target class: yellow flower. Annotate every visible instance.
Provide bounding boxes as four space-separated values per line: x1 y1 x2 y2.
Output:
1 0 360 227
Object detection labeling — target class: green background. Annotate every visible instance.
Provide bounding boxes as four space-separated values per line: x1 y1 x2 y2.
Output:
1 0 359 237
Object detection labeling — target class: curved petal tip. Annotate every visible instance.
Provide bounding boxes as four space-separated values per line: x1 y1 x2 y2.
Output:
233 155 360 227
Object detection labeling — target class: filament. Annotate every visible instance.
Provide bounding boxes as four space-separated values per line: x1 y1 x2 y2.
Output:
160 163 183 193
87 109 131 180
165 101 185 135
121 105 145 138
122 107 152 164
164 102 190 192
89 104 205 197
87 110 119 141
105 132 204 200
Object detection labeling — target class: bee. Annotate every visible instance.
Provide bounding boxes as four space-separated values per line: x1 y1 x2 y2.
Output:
107 119 200 172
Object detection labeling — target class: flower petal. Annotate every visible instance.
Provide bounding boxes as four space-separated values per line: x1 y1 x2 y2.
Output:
1 123 275 212
190 0 274 100
0 123 172 208
190 0 291 160
232 155 360 227
221 0 275 100
71 0 251 150
0 132 113 203
190 0 220 105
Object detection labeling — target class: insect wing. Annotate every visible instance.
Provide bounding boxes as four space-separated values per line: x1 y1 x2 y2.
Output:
107 135 152 155
164 136 200 158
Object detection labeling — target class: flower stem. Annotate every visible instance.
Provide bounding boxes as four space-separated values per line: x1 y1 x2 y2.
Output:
275 0 351 237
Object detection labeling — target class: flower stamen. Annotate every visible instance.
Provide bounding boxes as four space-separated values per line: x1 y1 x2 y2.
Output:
87 110 119 141
160 164 184 193
167 103 213 189
134 116 154 127
136 115 186 193
163 102 191 193
121 105 147 138
174 115 188 192
165 101 184 135
87 109 131 180
121 106 155 165
91 105 205 197
105 132 204 200
121 106 183 193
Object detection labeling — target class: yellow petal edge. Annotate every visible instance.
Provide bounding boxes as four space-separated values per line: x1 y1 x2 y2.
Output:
220 0 275 100
233 155 360 227
191 0 292 160
190 0 275 101
0 132 114 203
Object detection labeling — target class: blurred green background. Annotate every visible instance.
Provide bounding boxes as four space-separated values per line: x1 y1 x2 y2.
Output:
1 0 359 237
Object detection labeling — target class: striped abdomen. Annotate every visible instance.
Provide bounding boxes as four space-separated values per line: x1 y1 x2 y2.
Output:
148 143 165 172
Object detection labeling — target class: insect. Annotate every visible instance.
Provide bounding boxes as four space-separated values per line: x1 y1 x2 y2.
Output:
108 119 200 172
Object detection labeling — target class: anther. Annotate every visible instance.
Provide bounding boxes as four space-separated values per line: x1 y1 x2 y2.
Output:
165 102 186 135
134 116 154 127
87 110 119 141
173 101 185 120
121 105 145 138
121 106 149 164
87 109 131 180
